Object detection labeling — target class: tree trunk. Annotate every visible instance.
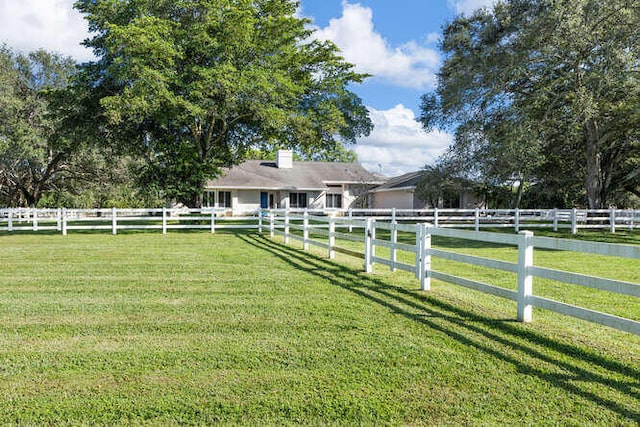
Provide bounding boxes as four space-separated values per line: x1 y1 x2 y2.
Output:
193 191 203 208
584 119 603 209
511 177 525 209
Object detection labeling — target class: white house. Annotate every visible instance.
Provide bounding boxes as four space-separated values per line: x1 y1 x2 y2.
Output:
204 150 384 214
370 171 486 209
369 171 426 209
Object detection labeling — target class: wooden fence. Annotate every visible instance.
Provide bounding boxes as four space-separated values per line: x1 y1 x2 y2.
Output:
263 210 640 337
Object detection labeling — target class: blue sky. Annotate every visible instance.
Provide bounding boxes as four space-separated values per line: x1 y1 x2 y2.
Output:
303 0 453 112
0 0 497 176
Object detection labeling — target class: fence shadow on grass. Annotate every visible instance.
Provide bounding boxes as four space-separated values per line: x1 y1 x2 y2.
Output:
239 233 640 423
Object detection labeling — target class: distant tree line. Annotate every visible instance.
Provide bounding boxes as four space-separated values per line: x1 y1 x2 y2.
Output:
3 0 638 209
420 0 640 209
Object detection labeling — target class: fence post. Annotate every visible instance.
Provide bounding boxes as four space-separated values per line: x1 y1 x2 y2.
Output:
8 208 13 232
552 208 559 232
32 208 38 232
57 208 62 232
348 208 353 233
328 217 335 259
364 218 373 273
434 208 439 227
284 209 290 244
269 211 275 238
414 223 422 279
571 208 578 234
475 207 480 232
420 223 432 291
303 210 309 251
258 209 263 234
370 219 376 265
609 208 616 234
210 209 216 234
162 207 167 234
390 219 397 272
514 208 520 233
62 208 67 236
628 209 634 232
517 231 534 322
112 207 117 235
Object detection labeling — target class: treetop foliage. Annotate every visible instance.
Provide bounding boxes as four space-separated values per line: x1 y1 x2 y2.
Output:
73 0 372 205
0 46 79 207
420 0 640 208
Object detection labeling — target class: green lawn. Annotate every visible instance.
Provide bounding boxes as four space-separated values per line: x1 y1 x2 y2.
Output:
1 230 639 424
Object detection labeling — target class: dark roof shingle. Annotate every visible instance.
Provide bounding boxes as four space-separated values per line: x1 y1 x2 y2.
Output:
206 160 384 190
370 171 424 191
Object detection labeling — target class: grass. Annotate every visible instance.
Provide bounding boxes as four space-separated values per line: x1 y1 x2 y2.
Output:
0 230 639 424
327 225 640 322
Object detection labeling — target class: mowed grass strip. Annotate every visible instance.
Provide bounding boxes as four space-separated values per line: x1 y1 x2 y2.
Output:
0 231 639 425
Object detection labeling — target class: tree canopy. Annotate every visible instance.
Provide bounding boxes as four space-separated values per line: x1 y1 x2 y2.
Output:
0 46 78 206
74 0 372 206
420 0 640 208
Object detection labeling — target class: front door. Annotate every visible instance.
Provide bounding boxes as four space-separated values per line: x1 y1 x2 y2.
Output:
260 192 269 209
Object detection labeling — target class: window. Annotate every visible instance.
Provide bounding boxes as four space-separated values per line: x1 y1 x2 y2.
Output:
289 192 307 208
326 193 342 208
202 191 215 207
218 191 232 208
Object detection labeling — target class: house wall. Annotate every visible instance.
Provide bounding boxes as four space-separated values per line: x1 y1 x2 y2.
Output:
233 190 261 215
344 184 377 208
231 190 326 213
309 192 324 209
372 189 486 210
372 190 415 209
343 185 357 208
208 186 380 213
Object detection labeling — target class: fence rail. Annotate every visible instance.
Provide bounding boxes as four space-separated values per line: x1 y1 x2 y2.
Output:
0 207 254 235
1 207 639 234
341 207 639 234
262 210 640 337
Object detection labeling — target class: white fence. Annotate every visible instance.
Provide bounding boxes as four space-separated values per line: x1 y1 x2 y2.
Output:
1 207 639 234
2 207 639 335
342 207 640 234
263 210 640 337
0 207 256 235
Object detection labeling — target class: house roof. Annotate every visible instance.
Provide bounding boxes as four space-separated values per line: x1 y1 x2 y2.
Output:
206 160 385 190
369 170 424 193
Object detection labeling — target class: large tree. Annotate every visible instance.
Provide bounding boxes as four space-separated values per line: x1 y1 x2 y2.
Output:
420 0 640 208
0 46 77 207
74 0 372 206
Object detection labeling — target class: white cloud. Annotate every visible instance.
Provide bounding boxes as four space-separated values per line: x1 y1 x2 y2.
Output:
448 0 499 15
0 0 94 61
355 105 452 177
313 2 439 90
